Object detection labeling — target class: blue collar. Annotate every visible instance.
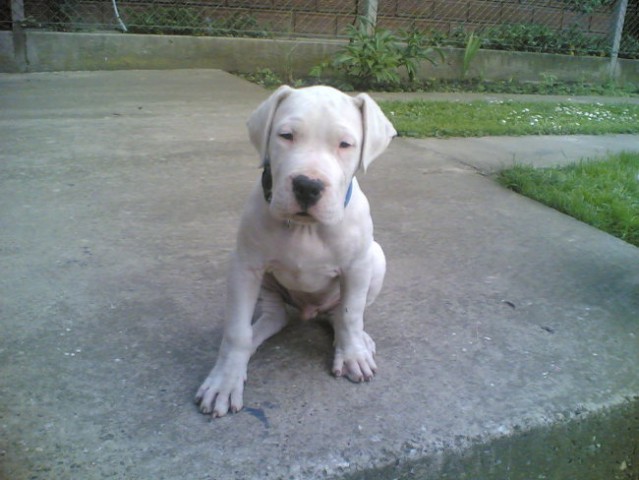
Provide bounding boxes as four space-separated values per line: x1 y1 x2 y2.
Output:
344 179 354 207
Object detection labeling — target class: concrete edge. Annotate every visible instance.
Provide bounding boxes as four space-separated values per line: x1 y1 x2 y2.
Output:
341 396 638 480
0 31 638 85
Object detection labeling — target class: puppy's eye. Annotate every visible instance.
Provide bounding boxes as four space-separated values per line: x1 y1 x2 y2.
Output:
339 141 353 149
279 132 294 141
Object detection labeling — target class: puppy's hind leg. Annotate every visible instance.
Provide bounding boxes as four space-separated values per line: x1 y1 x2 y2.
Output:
360 240 386 359
366 241 386 307
252 287 289 353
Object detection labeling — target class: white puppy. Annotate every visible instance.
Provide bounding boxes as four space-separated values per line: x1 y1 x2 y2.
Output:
195 85 396 417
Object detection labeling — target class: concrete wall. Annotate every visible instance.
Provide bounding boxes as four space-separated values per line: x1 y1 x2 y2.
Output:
1 31 637 85
0 32 19 72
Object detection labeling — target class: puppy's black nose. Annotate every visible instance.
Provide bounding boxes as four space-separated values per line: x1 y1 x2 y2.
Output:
292 175 325 209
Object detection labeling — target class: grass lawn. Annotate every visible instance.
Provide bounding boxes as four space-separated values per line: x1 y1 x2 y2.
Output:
498 152 639 247
380 100 639 138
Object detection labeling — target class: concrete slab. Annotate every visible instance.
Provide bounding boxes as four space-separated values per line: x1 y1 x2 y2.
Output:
1 69 638 480
400 134 639 174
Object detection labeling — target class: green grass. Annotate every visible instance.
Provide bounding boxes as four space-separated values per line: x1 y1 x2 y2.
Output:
410 78 638 97
380 100 639 137
498 152 639 247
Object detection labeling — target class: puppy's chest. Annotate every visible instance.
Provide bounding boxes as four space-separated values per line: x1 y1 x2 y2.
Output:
264 232 341 292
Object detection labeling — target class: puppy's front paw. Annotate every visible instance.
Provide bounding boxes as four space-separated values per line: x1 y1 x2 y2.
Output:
195 362 247 418
332 331 377 382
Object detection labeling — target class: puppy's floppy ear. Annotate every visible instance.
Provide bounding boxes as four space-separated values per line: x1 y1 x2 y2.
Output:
354 93 397 172
247 85 295 163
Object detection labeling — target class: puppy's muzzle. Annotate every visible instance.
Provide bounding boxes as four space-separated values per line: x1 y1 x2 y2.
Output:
292 175 325 210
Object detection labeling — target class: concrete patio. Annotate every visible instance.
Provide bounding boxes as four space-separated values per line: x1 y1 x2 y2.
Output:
0 69 637 480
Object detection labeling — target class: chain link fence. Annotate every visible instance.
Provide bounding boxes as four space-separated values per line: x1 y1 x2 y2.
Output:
3 1 638 58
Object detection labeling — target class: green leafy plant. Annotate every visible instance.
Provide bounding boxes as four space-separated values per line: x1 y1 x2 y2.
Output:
125 6 204 35
462 32 482 78
562 0 614 13
540 72 559 88
124 8 266 37
399 26 445 84
621 33 639 60
420 21 638 59
207 12 267 38
311 19 401 89
241 68 282 88
481 23 609 56
311 18 443 90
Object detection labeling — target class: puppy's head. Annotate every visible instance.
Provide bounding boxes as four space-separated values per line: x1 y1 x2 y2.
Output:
247 85 396 225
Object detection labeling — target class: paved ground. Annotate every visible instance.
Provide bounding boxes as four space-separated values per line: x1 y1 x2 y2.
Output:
1 70 638 480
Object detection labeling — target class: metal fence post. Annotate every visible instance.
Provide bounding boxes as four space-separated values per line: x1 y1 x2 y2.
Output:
11 0 27 71
10 0 24 23
362 0 378 34
609 0 628 79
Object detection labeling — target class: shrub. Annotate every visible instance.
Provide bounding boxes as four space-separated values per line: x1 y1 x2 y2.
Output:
124 8 266 37
125 6 203 35
310 18 443 90
481 23 609 56
621 33 639 59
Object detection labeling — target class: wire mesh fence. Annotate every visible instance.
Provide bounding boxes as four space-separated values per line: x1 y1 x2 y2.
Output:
3 1 639 58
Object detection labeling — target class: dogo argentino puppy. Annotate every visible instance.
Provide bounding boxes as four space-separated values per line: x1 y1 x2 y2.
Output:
195 85 396 417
